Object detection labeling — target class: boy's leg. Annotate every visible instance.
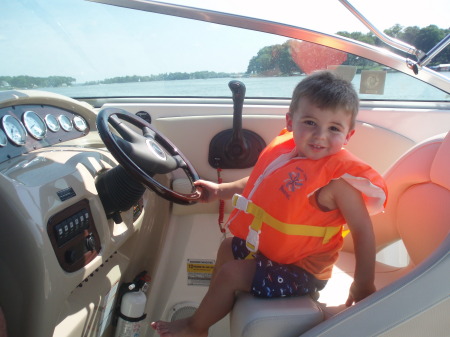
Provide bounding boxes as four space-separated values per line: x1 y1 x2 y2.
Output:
211 236 234 282
152 259 256 337
191 258 256 333
152 237 256 337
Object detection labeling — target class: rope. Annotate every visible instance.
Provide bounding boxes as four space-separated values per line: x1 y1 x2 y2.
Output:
217 168 226 233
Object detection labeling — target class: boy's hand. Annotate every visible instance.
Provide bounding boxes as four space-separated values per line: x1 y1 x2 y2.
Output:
194 180 220 203
194 176 249 203
345 281 376 306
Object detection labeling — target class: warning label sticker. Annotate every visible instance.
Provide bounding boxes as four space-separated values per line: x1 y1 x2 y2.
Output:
187 259 215 286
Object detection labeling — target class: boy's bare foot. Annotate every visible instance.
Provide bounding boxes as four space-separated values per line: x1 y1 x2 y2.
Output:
151 318 207 337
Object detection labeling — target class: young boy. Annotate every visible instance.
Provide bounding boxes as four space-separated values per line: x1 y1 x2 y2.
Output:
151 71 387 337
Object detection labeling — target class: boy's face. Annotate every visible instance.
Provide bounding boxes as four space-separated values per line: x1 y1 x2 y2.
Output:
286 97 355 160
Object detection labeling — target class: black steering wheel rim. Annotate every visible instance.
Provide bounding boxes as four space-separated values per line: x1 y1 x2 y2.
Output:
97 107 201 205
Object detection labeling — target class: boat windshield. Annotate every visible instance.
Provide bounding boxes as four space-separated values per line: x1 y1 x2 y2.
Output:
1 0 449 101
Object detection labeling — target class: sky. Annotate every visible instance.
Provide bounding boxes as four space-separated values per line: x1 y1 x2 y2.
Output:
1 0 449 83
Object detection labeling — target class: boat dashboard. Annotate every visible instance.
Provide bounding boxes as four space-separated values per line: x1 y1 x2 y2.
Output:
0 91 154 337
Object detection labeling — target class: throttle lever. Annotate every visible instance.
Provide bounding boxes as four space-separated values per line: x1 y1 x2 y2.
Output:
226 80 248 160
208 80 266 169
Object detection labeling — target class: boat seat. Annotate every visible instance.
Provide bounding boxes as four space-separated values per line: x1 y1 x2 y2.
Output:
230 132 450 337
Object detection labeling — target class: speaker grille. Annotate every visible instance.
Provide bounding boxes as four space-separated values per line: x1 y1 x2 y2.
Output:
168 302 198 321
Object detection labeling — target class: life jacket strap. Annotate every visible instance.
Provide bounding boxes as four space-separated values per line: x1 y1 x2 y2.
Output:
232 194 342 251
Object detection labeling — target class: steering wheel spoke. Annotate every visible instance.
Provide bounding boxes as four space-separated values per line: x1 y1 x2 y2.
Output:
109 114 141 142
143 126 157 139
97 107 201 205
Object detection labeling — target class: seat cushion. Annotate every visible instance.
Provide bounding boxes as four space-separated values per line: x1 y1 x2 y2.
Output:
230 252 413 337
230 292 324 337
316 252 412 317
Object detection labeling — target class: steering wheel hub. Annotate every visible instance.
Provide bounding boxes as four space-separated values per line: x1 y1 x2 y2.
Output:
147 139 167 160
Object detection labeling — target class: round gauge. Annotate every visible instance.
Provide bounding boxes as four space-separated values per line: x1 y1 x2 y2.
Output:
73 115 88 132
23 111 47 140
0 129 7 147
45 114 60 132
2 115 27 146
58 115 73 132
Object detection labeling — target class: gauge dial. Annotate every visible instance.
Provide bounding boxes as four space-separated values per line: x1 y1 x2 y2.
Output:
2 115 27 146
73 116 88 132
23 111 47 140
0 129 7 147
58 115 73 132
45 114 60 132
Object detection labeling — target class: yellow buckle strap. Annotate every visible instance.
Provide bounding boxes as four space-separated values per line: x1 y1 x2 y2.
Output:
232 194 342 244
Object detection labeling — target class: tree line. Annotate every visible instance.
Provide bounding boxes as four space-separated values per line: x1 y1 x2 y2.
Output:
0 75 76 90
87 71 234 85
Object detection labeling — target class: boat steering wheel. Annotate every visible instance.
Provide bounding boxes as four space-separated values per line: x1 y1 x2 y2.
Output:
97 107 201 205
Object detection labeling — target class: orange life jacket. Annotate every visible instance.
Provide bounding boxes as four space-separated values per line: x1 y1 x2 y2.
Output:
227 130 387 279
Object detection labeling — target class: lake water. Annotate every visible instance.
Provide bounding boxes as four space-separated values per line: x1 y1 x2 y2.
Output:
38 72 450 101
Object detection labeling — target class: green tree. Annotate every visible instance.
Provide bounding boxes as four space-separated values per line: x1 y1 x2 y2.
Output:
400 25 421 46
384 24 404 39
278 42 301 74
337 31 377 45
247 46 275 74
246 43 300 75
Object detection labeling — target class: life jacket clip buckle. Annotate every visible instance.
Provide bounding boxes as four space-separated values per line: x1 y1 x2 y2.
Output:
246 226 260 252
233 194 250 213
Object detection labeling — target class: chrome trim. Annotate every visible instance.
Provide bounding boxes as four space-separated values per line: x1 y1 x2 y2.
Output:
338 0 424 59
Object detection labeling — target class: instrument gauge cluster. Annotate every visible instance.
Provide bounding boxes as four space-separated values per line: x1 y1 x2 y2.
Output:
23 111 47 140
2 115 27 146
0 104 90 162
59 115 73 132
73 115 88 132
45 114 60 132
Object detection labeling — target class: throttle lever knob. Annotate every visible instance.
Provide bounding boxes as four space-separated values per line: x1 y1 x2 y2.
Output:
226 80 248 159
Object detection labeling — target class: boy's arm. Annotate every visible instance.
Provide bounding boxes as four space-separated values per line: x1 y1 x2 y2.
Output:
194 176 249 203
327 178 376 306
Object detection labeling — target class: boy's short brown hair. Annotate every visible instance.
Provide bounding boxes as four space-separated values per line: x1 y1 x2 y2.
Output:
289 71 359 130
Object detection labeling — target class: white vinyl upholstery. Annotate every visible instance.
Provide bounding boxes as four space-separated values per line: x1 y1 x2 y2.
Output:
230 293 324 337
369 132 450 266
230 132 450 337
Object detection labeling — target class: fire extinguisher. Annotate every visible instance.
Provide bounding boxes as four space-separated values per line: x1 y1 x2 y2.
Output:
114 271 150 337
